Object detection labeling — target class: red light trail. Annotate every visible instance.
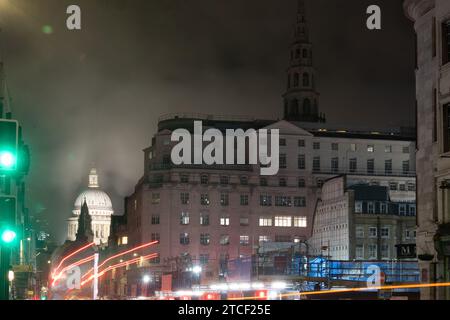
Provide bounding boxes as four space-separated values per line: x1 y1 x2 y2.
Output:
51 242 94 279
81 240 159 281
51 254 95 287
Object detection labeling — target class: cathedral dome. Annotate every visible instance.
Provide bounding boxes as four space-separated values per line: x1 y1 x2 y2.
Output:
72 168 114 216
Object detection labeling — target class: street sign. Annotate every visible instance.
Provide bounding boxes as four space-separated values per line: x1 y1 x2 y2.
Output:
396 244 417 259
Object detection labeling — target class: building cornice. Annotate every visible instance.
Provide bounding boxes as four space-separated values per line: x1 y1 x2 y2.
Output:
403 0 434 21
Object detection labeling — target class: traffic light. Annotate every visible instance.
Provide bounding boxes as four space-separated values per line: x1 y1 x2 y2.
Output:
0 196 17 246
0 120 18 172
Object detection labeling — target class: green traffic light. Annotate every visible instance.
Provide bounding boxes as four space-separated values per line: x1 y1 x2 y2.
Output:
0 151 16 169
1 229 17 244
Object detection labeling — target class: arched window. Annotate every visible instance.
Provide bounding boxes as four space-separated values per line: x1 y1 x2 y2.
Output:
303 73 310 87
303 98 311 114
294 73 299 87
290 99 299 116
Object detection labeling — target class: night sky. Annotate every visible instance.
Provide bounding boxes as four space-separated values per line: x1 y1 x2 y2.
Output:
0 0 415 243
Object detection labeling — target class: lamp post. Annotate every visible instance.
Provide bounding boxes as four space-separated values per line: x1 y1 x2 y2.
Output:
192 265 202 290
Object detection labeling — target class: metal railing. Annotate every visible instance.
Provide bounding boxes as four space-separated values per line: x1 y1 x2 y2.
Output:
158 113 256 123
149 163 253 172
312 167 416 178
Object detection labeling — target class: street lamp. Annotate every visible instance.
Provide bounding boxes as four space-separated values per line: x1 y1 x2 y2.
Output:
142 275 151 284
192 265 202 274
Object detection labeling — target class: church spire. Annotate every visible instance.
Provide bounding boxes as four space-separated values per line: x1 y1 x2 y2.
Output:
76 199 93 241
283 0 325 123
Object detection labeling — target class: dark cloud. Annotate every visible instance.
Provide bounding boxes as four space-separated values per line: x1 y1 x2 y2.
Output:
0 0 415 243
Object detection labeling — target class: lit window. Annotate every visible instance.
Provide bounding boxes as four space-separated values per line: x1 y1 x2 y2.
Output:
220 216 230 226
259 218 273 227
260 195 272 206
259 235 270 243
200 214 210 226
121 236 128 245
180 233 189 245
180 212 190 225
293 216 307 227
367 145 374 152
274 216 292 227
385 145 392 153
200 234 210 245
200 194 210 206
240 235 250 246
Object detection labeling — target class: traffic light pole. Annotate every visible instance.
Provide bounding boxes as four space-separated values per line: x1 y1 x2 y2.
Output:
0 244 11 300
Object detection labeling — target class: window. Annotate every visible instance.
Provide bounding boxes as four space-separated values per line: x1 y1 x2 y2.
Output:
407 183 416 191
293 216 307 227
356 226 364 238
279 178 287 187
302 48 308 58
200 214 210 226
298 154 305 169
220 175 229 185
369 227 377 238
151 193 160 204
180 212 190 225
444 104 450 151
240 217 249 226
199 255 210 267
403 161 410 174
294 197 306 207
259 236 270 243
298 139 305 147
355 245 364 260
381 244 390 259
385 160 392 175
442 20 450 65
275 196 291 207
331 157 339 173
385 145 392 153
381 227 390 239
275 235 291 242
240 235 250 246
367 145 374 152
200 194 210 206
399 204 407 215
260 195 272 206
399 184 406 191
200 174 209 185
180 233 190 245
151 233 160 242
293 73 299 86
302 73 310 87
259 218 273 227
405 229 416 240
403 146 410 154
200 234 210 245
274 216 292 227
367 159 374 174
380 203 388 214
349 158 357 173
120 236 128 245
409 205 416 216
350 143 357 152
180 174 189 183
151 215 160 225
280 138 287 146
368 244 377 260
220 235 230 246
220 193 229 206
180 192 189 205
279 154 287 169
298 178 306 188
313 142 320 150
313 156 320 172
240 176 248 185
331 143 339 151
240 194 249 206
220 216 230 226
389 182 398 191
260 178 268 186
368 202 375 214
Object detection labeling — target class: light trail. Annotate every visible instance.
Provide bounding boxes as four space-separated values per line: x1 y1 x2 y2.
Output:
51 242 94 278
81 240 159 281
51 255 95 287
80 253 158 288
227 282 450 300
